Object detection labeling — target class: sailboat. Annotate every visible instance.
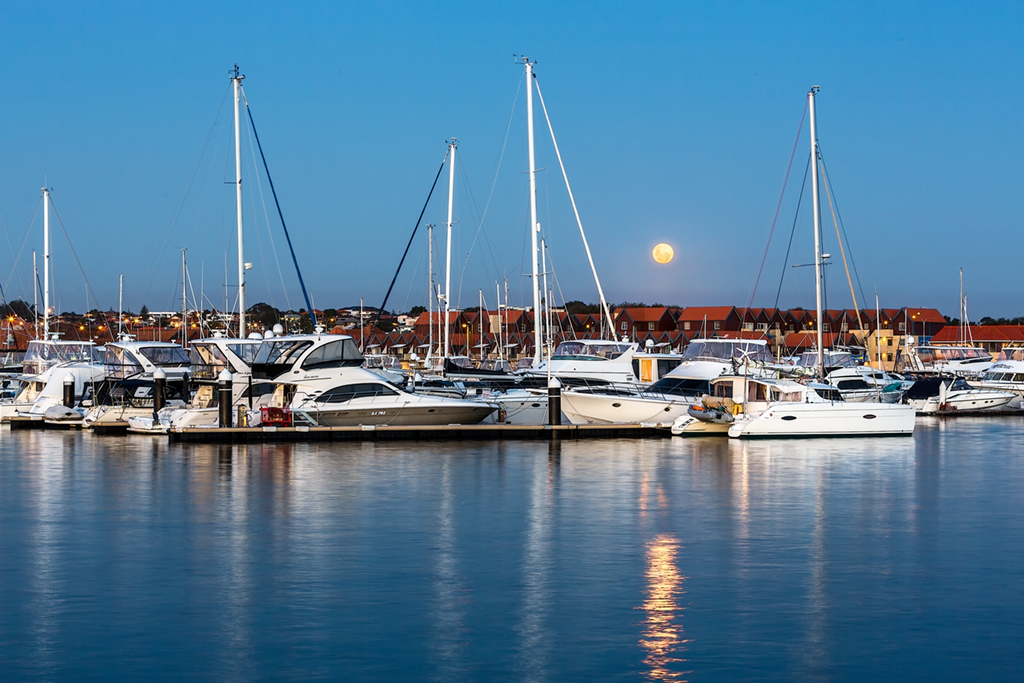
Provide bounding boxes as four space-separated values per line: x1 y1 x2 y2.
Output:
728 87 915 438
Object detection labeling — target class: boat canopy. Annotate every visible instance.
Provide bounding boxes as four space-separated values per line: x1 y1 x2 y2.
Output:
682 339 772 363
918 346 992 363
793 350 857 368
552 341 631 360
23 340 101 375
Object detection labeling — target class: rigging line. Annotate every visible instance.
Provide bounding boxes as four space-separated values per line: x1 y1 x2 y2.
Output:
457 77 523 283
142 82 231 301
743 98 808 324
242 103 290 313
818 149 869 312
242 88 316 327
1 197 42 303
455 153 504 291
371 150 451 331
773 153 812 311
532 74 614 338
47 199 101 315
817 156 862 330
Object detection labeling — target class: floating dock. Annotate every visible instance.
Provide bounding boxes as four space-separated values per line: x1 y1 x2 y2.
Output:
168 423 671 444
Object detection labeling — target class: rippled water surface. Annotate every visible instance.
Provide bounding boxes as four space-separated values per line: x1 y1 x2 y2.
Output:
2 418 1023 681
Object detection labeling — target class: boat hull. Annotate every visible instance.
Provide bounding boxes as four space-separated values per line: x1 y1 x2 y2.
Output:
303 402 496 427
560 390 693 425
728 402 915 438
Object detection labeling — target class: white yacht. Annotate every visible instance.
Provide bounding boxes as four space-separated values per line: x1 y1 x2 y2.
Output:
902 344 993 377
0 338 104 421
558 338 771 425
170 333 496 429
902 376 1016 414
825 366 904 403
726 382 916 438
3 361 107 421
725 86 916 439
968 352 1024 409
671 375 809 435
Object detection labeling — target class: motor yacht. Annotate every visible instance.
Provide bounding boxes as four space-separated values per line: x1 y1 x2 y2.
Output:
671 376 808 435
903 376 1016 414
172 333 496 428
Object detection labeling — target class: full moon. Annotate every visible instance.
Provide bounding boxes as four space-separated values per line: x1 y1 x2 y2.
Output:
652 243 674 264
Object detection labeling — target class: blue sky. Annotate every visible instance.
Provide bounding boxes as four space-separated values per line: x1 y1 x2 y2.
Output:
1 1 1021 319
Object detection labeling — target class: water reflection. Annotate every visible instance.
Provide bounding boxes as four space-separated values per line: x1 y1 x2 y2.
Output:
639 533 688 681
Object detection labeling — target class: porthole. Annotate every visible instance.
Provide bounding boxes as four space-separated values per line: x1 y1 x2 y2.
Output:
531 403 540 408
781 415 797 421
612 403 622 408
863 414 877 419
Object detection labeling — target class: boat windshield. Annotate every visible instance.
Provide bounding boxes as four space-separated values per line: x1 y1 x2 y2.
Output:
189 343 230 380
682 340 772 363
552 341 631 360
105 346 143 378
795 351 857 368
139 346 192 367
919 346 992 363
300 338 364 370
996 347 1024 362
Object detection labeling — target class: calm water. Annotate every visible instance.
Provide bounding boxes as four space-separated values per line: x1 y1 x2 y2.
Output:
1 419 1023 681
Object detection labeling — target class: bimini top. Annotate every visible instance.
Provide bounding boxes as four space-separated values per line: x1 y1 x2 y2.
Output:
551 340 634 361
682 338 772 363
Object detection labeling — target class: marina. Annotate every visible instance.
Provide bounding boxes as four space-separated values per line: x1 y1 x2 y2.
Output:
2 2 1023 680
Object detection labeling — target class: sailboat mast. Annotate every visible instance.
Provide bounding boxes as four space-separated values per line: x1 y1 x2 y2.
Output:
32 251 38 339
478 289 484 362
444 140 456 360
525 58 543 366
42 188 50 337
232 65 246 338
496 281 502 363
118 274 124 337
541 238 550 355
808 86 824 379
182 249 188 348
427 224 434 361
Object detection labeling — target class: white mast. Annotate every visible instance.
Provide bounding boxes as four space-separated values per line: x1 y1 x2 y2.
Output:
42 187 50 337
427 224 434 361
478 289 484 362
525 58 543 366
809 86 824 379
182 249 188 348
541 238 551 355
496 281 503 363
118 274 124 337
32 251 38 339
444 140 457 360
232 65 246 338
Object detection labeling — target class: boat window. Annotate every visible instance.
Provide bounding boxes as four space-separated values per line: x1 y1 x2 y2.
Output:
837 379 870 390
658 359 682 376
813 387 845 402
1014 374 1024 382
301 339 365 369
318 383 399 403
713 382 734 399
105 347 144 378
139 346 192 367
227 343 261 365
747 382 767 402
645 377 710 397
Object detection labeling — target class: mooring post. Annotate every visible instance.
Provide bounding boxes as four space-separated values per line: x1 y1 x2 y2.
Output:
547 377 562 426
153 368 166 419
62 373 75 408
218 369 233 427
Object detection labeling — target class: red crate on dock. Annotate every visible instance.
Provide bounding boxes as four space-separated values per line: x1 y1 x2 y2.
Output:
260 406 293 427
